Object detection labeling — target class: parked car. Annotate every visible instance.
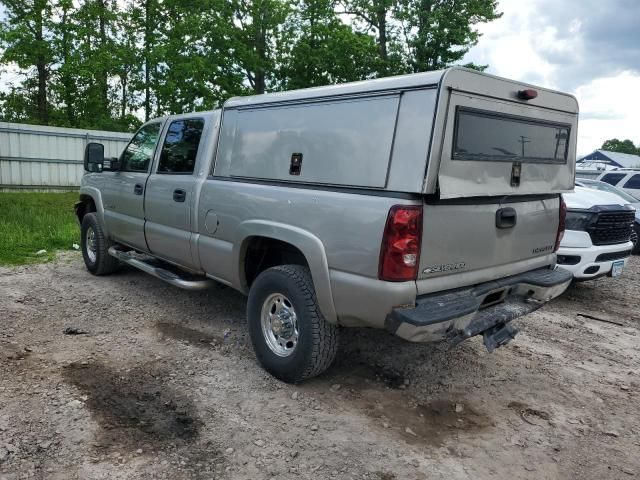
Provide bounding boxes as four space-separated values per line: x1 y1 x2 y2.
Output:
597 169 640 200
557 186 635 280
75 67 577 382
576 178 640 253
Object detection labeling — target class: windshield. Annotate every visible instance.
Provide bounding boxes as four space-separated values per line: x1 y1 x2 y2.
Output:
580 180 638 203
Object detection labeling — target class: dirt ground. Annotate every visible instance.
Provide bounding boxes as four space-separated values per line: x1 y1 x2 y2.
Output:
1 253 639 480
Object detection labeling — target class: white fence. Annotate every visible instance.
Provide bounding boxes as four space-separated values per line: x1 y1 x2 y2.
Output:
0 122 132 190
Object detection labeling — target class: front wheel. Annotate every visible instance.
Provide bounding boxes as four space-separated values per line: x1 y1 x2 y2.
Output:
247 265 338 383
80 213 119 275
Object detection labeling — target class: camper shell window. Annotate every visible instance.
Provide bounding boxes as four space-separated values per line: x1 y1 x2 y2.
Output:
452 107 570 164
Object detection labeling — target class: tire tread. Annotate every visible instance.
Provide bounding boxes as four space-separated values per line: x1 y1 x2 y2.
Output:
81 213 119 276
248 264 338 382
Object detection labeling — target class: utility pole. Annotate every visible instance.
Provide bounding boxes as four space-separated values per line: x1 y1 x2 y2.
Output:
518 136 530 158
554 131 568 159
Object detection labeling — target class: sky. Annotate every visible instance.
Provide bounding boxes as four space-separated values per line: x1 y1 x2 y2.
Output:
461 0 640 156
1 0 639 156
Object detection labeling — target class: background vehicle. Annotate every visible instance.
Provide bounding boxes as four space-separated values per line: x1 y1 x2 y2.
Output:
576 178 640 253
75 68 576 382
597 169 640 200
557 186 635 280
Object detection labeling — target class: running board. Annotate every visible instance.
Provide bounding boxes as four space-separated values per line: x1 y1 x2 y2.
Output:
108 247 215 291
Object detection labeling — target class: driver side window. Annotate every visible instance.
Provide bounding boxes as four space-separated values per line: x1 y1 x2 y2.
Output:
121 122 161 172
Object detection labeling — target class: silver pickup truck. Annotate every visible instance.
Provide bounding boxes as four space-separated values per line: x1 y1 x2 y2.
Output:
76 67 576 382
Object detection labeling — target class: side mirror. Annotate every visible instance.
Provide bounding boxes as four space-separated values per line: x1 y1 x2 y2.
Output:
84 142 104 172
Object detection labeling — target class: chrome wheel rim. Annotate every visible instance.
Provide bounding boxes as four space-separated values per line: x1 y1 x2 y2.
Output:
260 293 299 357
85 227 97 263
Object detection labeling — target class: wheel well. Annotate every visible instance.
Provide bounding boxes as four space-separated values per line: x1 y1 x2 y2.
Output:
243 237 309 288
75 195 96 222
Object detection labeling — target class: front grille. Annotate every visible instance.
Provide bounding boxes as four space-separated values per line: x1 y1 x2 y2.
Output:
587 211 635 245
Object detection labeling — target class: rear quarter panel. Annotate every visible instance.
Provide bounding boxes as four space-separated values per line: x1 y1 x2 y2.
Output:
197 180 407 281
196 179 420 325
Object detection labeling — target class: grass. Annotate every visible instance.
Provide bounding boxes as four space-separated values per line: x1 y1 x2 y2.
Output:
0 192 80 266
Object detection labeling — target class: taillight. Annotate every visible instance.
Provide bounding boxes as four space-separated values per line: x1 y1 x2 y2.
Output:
554 196 567 252
379 205 423 281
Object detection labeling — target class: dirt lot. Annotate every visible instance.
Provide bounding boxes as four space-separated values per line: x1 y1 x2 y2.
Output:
1 253 639 480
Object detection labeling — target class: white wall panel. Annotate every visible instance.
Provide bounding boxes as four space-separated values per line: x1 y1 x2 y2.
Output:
0 121 132 188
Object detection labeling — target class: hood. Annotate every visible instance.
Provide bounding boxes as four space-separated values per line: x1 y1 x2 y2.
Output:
564 186 634 210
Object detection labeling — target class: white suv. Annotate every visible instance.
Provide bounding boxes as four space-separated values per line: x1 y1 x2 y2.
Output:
557 187 635 280
597 170 640 200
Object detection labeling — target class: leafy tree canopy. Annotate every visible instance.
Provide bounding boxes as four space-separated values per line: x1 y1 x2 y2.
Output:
601 138 640 156
0 0 501 132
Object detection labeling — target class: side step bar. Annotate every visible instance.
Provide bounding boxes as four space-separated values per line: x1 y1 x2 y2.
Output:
108 247 215 291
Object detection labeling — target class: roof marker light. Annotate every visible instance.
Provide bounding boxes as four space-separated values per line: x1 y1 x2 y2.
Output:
517 89 538 100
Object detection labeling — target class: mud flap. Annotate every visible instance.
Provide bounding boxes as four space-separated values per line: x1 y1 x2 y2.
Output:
482 323 518 353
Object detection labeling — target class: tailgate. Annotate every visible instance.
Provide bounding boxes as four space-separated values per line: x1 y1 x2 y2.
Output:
425 70 578 199
417 195 560 289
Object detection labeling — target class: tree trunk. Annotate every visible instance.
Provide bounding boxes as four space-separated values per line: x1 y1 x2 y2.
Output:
34 0 48 124
121 70 128 120
144 0 152 120
98 0 109 113
376 6 388 73
61 6 74 124
253 4 267 94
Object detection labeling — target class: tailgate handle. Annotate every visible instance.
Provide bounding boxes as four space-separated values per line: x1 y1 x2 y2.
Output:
496 207 517 229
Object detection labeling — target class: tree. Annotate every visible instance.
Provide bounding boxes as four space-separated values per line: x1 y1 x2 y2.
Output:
338 0 405 75
229 0 291 94
0 0 55 124
50 0 79 126
340 0 500 74
278 0 379 90
112 4 141 127
601 138 639 156
396 0 501 73
64 0 123 129
0 0 502 131
155 0 243 112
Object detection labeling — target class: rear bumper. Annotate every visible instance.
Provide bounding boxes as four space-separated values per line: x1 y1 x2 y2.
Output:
557 241 633 279
385 267 573 343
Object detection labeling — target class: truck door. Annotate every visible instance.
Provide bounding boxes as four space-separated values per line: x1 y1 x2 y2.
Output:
102 121 162 251
144 117 206 268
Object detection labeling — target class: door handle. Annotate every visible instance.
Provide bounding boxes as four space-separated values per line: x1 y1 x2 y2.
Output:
133 183 144 195
173 189 186 202
496 207 517 229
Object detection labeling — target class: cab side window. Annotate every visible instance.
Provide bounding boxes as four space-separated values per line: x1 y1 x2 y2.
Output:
157 119 205 174
600 173 625 186
623 174 640 189
121 122 161 172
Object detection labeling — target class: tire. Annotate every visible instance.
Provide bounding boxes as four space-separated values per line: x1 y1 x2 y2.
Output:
80 212 119 275
247 265 338 383
632 224 640 255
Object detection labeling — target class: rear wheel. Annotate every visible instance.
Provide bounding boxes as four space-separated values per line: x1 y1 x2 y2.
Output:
247 265 338 383
80 213 119 275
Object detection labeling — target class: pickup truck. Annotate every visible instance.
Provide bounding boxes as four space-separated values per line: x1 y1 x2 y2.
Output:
557 185 635 279
76 67 576 383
